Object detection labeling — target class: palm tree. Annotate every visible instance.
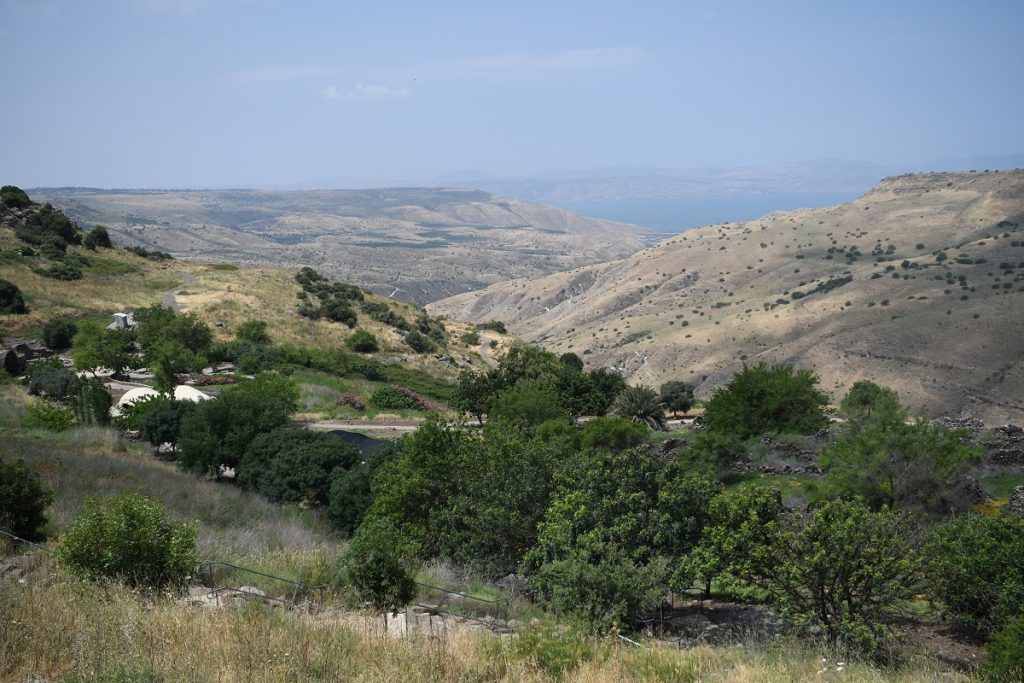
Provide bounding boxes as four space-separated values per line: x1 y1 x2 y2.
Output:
611 384 667 431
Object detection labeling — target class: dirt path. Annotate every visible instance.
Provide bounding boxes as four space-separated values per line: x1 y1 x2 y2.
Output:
295 419 423 435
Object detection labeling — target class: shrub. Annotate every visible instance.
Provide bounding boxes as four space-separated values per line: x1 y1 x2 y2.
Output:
460 331 480 346
510 625 595 677
528 545 667 633
41 258 83 281
345 330 379 353
321 299 357 327
237 428 359 506
925 514 1024 636
335 392 366 411
0 457 54 542
58 493 198 590
343 517 419 615
702 362 828 439
489 381 566 427
0 278 28 314
579 416 648 451
327 442 400 537
369 385 419 410
68 377 113 426
611 384 666 431
403 329 434 353
478 320 507 334
822 383 981 514
979 615 1024 683
708 496 922 654
83 225 113 249
1 185 32 208
659 380 695 416
234 319 270 345
42 318 78 350
24 400 75 431
25 361 77 400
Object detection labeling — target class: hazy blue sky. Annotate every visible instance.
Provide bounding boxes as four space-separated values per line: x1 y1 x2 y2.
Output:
1 0 1022 188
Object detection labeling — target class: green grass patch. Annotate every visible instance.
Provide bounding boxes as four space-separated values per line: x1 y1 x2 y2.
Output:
83 258 139 276
980 468 1024 499
209 263 239 271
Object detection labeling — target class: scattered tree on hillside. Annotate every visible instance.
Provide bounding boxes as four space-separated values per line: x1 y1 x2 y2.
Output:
235 319 270 345
41 318 77 350
659 380 695 416
344 517 419 625
71 321 138 379
83 225 112 249
0 279 28 314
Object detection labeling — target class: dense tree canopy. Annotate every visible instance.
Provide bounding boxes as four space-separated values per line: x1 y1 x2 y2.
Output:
702 363 828 438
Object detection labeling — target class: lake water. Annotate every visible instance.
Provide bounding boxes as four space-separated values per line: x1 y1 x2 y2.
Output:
554 192 863 234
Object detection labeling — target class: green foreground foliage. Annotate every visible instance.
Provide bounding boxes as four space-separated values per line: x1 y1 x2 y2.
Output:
0 456 54 542
58 493 198 591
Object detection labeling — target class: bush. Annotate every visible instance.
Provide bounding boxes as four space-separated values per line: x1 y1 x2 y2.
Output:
579 416 648 451
58 493 198 590
979 615 1024 683
369 385 419 410
403 329 434 353
345 330 379 353
68 377 113 426
42 318 78 350
237 428 360 506
708 496 921 654
327 442 400 537
335 392 366 411
83 225 113 249
702 362 828 439
343 517 419 615
25 360 77 400
822 382 981 514
0 457 53 542
234 319 270 344
489 382 566 427
478 320 507 334
0 278 28 314
527 545 667 633
24 400 75 431
1 185 32 208
925 514 1024 636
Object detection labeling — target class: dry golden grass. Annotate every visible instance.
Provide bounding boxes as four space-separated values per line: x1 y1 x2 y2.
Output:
0 566 962 683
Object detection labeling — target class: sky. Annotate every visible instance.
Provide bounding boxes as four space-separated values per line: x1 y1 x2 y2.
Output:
1 0 1022 188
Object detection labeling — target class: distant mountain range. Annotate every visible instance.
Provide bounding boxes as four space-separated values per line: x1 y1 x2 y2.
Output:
32 187 656 306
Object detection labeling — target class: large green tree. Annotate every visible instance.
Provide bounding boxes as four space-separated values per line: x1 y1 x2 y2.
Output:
177 374 299 475
821 382 981 514
702 363 828 438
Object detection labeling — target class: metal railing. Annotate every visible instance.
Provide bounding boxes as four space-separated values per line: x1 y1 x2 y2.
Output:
194 559 330 606
412 580 513 633
0 529 49 552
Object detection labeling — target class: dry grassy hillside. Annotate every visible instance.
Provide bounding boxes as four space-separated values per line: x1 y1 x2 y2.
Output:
34 187 656 305
0 223 487 380
430 170 1024 423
